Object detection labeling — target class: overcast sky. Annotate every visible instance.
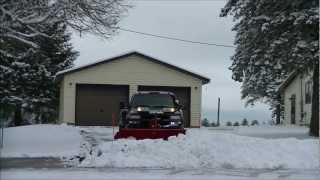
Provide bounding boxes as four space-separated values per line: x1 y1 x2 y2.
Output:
71 0 272 124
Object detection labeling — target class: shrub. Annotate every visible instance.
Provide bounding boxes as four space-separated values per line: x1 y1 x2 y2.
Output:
251 120 259 126
233 121 240 126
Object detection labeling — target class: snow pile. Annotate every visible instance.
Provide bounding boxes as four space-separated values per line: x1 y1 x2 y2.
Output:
2 124 82 157
79 129 319 169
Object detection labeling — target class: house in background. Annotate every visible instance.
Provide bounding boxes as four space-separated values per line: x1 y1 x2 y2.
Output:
55 51 210 127
279 70 313 125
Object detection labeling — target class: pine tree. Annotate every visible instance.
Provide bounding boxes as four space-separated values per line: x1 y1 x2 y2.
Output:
0 21 78 125
241 118 248 126
221 0 319 136
27 21 78 124
201 118 210 127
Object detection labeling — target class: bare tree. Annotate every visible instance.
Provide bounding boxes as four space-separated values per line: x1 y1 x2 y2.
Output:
0 0 130 57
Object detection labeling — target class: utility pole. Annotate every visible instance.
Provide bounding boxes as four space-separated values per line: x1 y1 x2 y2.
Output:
217 97 220 126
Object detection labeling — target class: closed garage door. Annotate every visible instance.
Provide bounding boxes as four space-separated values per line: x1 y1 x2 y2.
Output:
138 86 191 127
76 84 129 126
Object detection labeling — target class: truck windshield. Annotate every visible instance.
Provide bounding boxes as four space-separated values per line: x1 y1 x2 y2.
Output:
131 94 174 108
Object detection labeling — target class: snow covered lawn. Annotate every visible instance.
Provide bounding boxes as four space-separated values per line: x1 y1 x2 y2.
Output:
2 124 82 157
232 126 311 139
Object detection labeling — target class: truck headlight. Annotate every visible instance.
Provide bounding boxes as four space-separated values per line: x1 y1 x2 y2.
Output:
170 121 177 125
170 115 181 120
163 107 175 112
136 106 149 112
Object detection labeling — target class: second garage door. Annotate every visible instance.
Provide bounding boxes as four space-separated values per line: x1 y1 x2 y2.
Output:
76 84 129 126
138 85 191 127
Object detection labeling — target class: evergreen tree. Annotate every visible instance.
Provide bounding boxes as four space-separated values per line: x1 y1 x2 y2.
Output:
201 118 210 127
29 22 78 124
0 21 78 125
226 121 232 126
221 0 319 136
233 121 240 126
241 118 248 126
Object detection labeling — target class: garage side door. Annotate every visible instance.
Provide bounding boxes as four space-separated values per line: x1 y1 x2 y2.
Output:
76 84 129 126
138 86 191 127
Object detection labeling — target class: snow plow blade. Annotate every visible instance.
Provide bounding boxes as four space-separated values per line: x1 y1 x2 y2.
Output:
114 128 186 140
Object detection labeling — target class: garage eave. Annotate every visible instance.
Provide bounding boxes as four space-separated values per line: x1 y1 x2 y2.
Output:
55 51 211 85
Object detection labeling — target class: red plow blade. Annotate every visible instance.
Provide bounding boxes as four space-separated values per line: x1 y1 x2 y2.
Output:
114 128 186 140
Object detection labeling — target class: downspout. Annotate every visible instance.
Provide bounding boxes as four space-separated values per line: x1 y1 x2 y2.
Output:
300 74 304 125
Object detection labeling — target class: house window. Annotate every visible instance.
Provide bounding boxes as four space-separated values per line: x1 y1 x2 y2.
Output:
305 81 312 104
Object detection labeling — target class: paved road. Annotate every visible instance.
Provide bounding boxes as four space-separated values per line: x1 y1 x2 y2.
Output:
2 167 320 180
1 158 64 169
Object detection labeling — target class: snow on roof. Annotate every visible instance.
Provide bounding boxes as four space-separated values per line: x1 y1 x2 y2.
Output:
56 50 210 84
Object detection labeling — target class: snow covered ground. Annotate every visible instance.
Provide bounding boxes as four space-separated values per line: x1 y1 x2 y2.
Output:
232 125 312 139
205 125 312 139
1 125 319 180
1 124 82 157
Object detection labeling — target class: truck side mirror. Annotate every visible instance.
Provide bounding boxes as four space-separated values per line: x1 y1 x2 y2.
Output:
175 99 180 104
174 99 183 109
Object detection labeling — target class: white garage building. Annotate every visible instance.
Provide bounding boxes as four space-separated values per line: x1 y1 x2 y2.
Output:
56 51 210 127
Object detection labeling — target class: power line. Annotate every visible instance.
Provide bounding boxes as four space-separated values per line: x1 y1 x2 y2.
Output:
118 27 235 48
129 0 227 1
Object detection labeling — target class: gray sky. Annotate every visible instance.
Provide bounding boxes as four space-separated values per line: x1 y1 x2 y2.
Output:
71 1 272 124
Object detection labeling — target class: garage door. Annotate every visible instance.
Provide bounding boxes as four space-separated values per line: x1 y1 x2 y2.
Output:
76 84 129 126
138 86 191 127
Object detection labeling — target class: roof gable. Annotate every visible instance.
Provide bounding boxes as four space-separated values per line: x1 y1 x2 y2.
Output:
56 51 210 84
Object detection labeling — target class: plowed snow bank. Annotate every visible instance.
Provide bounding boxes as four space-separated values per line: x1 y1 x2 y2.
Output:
80 129 319 169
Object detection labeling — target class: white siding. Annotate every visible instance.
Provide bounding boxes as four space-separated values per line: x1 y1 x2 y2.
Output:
59 54 205 127
283 72 312 125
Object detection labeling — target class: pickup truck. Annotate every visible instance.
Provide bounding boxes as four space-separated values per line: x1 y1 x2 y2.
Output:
119 91 184 129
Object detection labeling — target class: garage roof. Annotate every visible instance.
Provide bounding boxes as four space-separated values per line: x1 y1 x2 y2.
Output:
56 51 210 84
